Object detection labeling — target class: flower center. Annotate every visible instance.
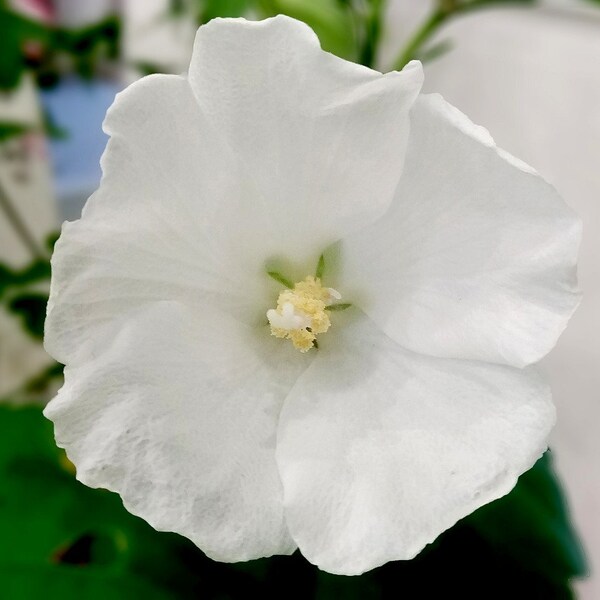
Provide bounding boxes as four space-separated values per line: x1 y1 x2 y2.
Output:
266 276 343 352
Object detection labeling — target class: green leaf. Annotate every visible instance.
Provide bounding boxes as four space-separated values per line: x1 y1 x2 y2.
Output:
0 11 29 90
199 0 254 22
467 451 587 583
0 407 175 590
0 259 51 300
0 121 32 142
0 406 305 597
0 406 585 598
0 6 51 90
0 116 62 146
257 0 356 59
9 292 49 339
46 230 60 252
0 565 171 599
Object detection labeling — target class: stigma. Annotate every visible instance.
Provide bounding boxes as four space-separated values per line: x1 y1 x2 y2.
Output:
267 276 341 352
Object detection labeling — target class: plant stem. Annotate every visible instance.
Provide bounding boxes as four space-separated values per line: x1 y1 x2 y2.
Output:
358 0 386 68
392 8 448 71
392 0 534 71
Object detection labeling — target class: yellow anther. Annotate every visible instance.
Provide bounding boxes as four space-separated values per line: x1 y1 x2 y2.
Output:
266 276 340 352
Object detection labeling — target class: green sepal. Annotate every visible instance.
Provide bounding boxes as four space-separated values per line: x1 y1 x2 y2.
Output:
267 271 293 289
315 254 326 279
326 303 351 311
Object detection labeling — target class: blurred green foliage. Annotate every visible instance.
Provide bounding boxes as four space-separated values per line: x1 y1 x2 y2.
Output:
199 0 255 21
38 16 120 86
258 0 357 60
0 235 60 404
9 293 48 339
0 260 50 302
0 1 50 90
391 0 537 69
0 1 119 144
0 2 119 92
0 123 32 143
0 0 585 147
0 405 586 598
189 0 542 68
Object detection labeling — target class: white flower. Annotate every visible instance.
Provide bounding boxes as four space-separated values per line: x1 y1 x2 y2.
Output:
43 16 581 576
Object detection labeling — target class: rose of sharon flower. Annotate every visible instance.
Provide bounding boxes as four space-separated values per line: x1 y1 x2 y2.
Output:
44 16 580 575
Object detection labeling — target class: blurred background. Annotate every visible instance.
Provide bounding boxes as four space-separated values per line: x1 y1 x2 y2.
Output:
0 0 598 597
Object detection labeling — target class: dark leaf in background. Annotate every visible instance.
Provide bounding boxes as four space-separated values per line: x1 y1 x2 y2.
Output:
0 4 51 90
45 230 60 252
257 0 356 60
0 260 50 301
51 16 121 82
200 0 254 21
0 406 585 598
0 254 61 402
9 293 48 339
0 258 52 341
0 122 32 143
0 565 171 599
0 9 32 90
468 451 587 584
0 3 120 92
0 27 25 90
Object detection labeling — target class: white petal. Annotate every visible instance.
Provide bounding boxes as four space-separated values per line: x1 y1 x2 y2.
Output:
188 16 423 259
46 74 274 365
45 301 311 561
277 315 554 575
338 93 581 367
